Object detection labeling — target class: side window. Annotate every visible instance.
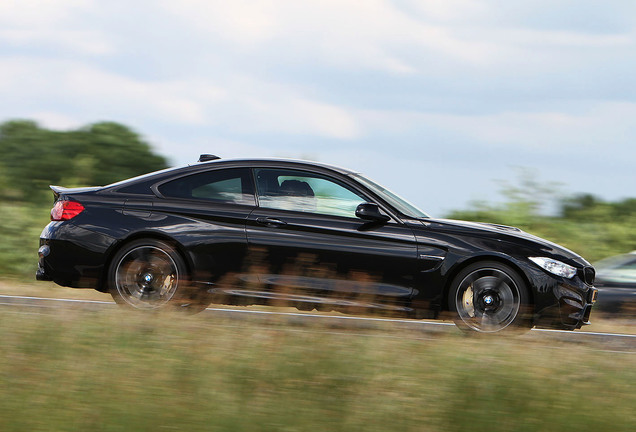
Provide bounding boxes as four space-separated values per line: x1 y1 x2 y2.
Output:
159 168 255 205
255 168 367 218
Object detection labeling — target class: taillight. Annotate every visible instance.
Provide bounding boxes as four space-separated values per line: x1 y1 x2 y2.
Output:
51 200 85 221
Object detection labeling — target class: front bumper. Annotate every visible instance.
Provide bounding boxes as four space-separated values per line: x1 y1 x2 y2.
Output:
520 260 598 330
534 282 598 330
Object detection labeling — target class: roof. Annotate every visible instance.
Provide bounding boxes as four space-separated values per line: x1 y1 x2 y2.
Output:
106 157 358 189
190 157 358 175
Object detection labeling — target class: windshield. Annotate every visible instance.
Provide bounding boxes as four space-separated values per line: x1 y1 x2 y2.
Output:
350 173 429 219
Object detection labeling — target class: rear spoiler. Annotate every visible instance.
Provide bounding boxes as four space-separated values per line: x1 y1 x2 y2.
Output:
49 185 102 200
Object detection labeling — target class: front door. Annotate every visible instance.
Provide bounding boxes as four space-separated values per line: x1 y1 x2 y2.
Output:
244 167 419 314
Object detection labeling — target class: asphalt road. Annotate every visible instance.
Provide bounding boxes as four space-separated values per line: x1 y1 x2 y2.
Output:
2 294 635 352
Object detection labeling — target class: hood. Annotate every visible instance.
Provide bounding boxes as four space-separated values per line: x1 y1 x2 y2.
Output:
422 218 589 266
431 218 522 234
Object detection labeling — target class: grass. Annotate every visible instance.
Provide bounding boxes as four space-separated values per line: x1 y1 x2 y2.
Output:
0 279 111 301
0 202 49 277
0 304 634 432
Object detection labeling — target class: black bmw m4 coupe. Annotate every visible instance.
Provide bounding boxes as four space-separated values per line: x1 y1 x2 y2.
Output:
37 155 598 333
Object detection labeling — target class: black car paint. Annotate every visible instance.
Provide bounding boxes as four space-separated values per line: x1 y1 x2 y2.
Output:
37 158 597 330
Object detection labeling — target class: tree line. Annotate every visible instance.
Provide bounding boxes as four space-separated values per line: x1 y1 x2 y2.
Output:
446 172 636 262
0 120 168 203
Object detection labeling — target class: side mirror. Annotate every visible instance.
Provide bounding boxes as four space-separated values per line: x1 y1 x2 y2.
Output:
355 203 390 223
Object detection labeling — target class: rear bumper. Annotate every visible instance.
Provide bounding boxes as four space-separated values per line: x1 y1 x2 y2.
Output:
36 261 53 282
37 222 116 289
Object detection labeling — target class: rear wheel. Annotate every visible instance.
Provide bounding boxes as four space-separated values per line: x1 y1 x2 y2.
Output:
108 239 209 313
448 261 532 333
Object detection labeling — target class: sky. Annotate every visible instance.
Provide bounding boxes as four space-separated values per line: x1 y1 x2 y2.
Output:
1 0 635 216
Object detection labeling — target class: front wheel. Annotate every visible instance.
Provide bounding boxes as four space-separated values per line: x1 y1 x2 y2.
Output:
107 239 209 313
448 261 532 333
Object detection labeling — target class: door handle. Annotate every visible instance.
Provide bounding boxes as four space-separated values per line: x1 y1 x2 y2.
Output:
256 217 287 227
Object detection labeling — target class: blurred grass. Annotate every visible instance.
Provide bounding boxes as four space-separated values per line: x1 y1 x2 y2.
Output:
0 308 634 432
0 202 49 278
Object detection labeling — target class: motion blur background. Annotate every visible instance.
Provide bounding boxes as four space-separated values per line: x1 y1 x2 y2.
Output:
0 0 634 278
1 2 635 431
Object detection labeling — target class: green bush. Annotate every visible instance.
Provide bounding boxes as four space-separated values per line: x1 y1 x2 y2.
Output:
0 203 49 277
446 173 635 262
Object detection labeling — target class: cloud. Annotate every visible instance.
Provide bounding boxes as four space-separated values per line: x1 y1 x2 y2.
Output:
160 0 504 74
239 93 360 139
158 0 636 77
0 58 212 124
0 0 92 26
1 0 635 214
29 111 83 130
404 0 490 23
162 0 281 47
355 101 636 155
0 29 114 55
0 56 359 139
0 0 112 55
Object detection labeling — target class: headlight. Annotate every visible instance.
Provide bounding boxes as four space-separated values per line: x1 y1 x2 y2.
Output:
529 257 577 279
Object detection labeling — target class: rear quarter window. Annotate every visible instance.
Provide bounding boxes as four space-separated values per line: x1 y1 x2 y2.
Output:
158 168 255 205
116 181 155 195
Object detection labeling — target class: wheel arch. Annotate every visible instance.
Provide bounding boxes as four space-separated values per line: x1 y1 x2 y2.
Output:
440 254 535 313
97 231 193 292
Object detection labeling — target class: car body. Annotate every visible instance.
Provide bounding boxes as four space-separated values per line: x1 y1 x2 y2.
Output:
593 251 636 315
37 156 598 332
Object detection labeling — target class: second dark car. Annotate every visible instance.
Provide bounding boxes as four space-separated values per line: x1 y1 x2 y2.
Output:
593 251 636 315
37 156 598 333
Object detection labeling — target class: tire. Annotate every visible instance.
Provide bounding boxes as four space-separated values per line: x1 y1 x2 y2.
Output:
448 261 532 333
107 239 209 313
